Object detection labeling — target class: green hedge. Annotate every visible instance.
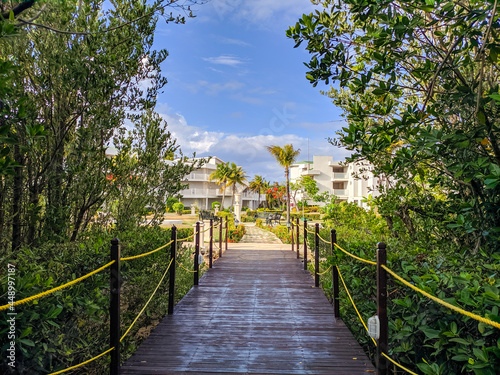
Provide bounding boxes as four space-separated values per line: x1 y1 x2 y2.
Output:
0 226 198 374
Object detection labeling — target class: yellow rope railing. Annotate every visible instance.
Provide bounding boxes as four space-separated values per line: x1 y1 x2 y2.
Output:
382 265 500 330
121 240 174 261
120 258 174 341
317 264 333 275
0 261 115 311
337 266 419 375
333 243 376 265
48 347 115 375
176 260 198 273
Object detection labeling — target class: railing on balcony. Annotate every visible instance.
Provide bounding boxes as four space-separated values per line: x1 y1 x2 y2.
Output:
181 188 219 197
332 172 348 180
333 189 347 196
186 173 209 181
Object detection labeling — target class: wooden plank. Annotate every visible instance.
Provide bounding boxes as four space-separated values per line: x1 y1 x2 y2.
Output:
121 246 375 374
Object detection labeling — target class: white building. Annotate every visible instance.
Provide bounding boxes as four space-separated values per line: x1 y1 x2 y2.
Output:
290 155 383 208
178 157 259 210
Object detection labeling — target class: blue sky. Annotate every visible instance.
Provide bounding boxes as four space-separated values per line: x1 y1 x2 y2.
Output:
154 0 350 182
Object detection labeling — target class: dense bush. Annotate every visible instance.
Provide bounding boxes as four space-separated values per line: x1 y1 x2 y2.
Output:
227 225 246 243
305 202 500 374
172 202 184 214
0 226 199 374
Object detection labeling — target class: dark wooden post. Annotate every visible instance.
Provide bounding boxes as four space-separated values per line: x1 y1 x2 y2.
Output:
331 229 340 318
303 220 308 271
225 216 228 251
314 223 320 287
296 218 300 259
219 218 223 258
209 219 213 269
194 222 200 286
110 238 121 375
291 220 294 253
377 242 388 375
168 226 177 315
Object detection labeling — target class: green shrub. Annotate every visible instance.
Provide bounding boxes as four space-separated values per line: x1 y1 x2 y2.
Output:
172 202 184 214
211 201 221 210
240 215 256 223
227 225 246 243
0 226 199 374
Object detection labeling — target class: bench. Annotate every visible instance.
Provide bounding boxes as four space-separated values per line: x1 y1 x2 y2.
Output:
265 213 282 226
198 210 219 222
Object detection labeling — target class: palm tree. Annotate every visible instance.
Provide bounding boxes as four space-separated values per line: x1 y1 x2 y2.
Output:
249 175 267 208
209 162 230 209
226 162 247 208
265 144 301 226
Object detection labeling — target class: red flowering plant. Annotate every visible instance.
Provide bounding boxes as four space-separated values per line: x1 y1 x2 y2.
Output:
265 183 287 209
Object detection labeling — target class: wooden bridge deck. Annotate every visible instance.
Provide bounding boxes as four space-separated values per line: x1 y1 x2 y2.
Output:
121 244 375 374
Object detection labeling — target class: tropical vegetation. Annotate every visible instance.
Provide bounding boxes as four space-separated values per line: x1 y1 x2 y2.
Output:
288 1 500 374
266 144 301 225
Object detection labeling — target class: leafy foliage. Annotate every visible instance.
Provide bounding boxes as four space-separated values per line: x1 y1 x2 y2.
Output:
287 0 500 253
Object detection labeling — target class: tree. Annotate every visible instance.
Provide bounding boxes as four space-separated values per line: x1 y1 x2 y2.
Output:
287 1 500 251
226 162 247 208
249 175 267 208
0 0 203 251
266 144 301 225
209 162 230 209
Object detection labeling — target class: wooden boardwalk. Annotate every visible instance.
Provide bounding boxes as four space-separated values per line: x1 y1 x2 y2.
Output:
122 243 375 374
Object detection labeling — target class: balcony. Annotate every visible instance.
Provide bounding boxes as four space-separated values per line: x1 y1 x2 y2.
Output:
331 173 348 180
181 188 219 198
303 169 320 176
333 189 347 196
186 173 209 181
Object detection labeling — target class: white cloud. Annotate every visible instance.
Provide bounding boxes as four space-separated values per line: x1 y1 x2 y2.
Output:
161 109 350 182
202 55 245 67
210 0 317 24
199 80 245 95
217 36 252 47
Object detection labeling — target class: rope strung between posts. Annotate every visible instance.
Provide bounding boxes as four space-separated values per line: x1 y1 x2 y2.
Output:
382 265 500 330
120 258 174 341
336 266 377 346
176 260 198 273
120 240 174 261
177 230 198 242
333 243 376 266
0 261 115 311
382 353 419 375
317 264 333 275
48 347 115 375
317 233 331 244
336 266 419 375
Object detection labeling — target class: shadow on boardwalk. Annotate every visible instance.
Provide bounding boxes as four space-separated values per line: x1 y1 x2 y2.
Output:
122 228 375 374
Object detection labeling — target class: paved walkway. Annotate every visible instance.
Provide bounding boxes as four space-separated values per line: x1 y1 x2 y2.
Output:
240 223 282 244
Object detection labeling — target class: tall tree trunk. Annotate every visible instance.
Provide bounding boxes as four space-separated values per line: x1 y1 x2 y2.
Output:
221 183 226 210
285 167 290 226
11 144 23 252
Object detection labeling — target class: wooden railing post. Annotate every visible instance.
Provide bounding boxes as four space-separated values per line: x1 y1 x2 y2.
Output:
110 238 121 375
225 216 228 251
303 220 308 271
168 226 177 315
331 229 340 318
219 218 222 258
291 220 294 253
296 218 300 259
209 219 213 269
194 222 200 286
377 242 388 375
314 223 320 287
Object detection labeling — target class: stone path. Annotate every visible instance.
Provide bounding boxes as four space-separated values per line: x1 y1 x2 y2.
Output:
240 223 282 244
